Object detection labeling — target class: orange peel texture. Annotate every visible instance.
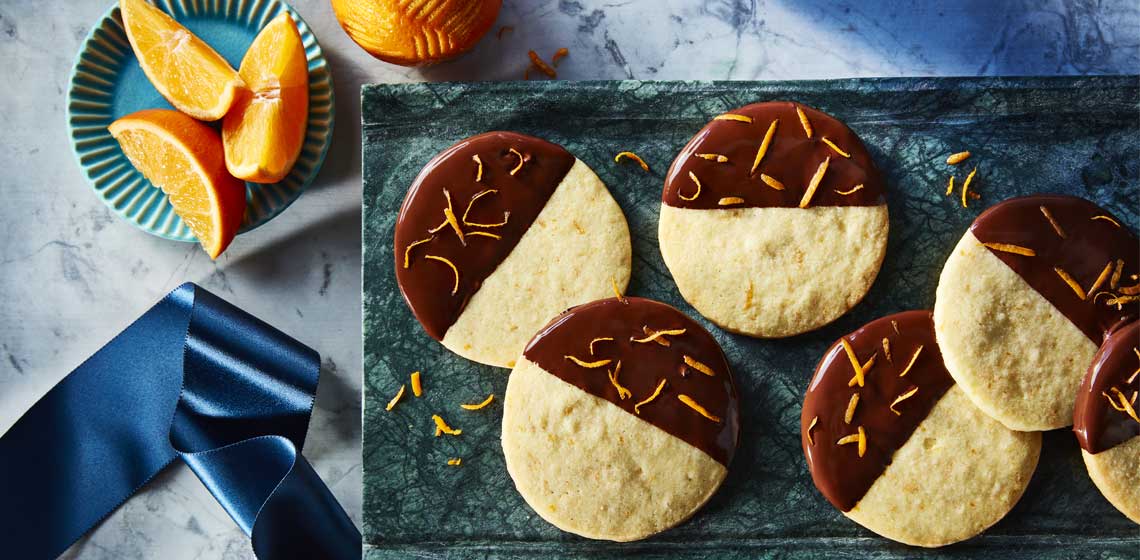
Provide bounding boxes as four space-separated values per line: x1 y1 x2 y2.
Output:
330 0 502 66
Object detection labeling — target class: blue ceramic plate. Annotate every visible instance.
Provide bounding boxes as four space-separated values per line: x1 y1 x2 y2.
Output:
67 0 335 242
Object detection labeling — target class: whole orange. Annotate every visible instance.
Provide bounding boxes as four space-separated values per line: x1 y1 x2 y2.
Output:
330 0 501 66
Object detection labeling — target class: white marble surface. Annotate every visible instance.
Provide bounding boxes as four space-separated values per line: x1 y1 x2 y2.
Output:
0 0 1136 558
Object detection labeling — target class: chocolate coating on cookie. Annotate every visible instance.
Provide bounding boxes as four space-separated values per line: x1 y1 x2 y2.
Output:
523 297 740 466
802 310 955 512
1074 321 1140 454
971 195 1138 343
663 102 884 209
395 132 576 340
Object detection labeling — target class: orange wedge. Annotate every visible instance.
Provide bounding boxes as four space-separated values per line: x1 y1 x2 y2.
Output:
109 109 246 259
222 12 309 183
120 0 243 121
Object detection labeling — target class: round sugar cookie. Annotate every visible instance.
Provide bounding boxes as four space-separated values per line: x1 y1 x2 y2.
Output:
934 195 1139 431
802 310 1041 547
395 132 632 368
1074 320 1140 524
658 101 889 338
502 297 740 541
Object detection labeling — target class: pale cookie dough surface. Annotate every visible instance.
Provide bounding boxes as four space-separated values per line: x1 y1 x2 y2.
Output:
442 159 631 368
1083 437 1140 524
847 385 1041 547
658 204 888 338
934 231 1098 431
501 357 728 542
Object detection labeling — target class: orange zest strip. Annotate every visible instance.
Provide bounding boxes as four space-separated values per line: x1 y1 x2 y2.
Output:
1122 283 1140 296
462 189 506 227
424 255 460 295
821 137 850 158
799 156 830 208
678 394 722 423
719 196 745 206
528 50 557 78
882 338 892 363
695 153 729 162
683 355 716 376
945 175 955 196
898 345 924 377
565 355 612 368
460 394 495 410
410 371 423 397
608 361 632 400
589 337 614 355
714 113 752 123
611 276 626 303
467 231 502 240
641 326 672 347
432 414 462 436
760 174 785 191
634 378 667 414
1039 205 1066 239
751 119 779 174
982 242 1036 256
631 328 686 344
844 393 859 424
806 416 818 445
946 151 971 165
552 47 569 66
840 338 865 387
795 106 813 138
835 184 864 196
892 320 900 334
1110 259 1124 289
442 189 466 245
849 353 877 387
1087 260 1115 296
1054 267 1086 300
1108 387 1140 423
890 386 919 415
960 167 977 208
472 154 484 182
680 171 702 201
1092 215 1121 228
385 384 406 411
447 457 462 466
837 426 866 457
428 218 449 234
1105 295 1139 307
614 151 650 171
508 148 526 175
403 235 435 268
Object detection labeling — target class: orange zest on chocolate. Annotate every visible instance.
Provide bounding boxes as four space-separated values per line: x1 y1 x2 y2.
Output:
844 393 859 424
565 355 612 368
946 151 971 165
441 189 466 245
1091 215 1122 228
807 416 818 445
890 386 919 415
472 154 484 182
836 426 867 458
634 378 667 414
462 189 507 227
678 394 722 423
714 113 752 123
1122 283 1140 296
881 338 892 363
611 276 626 303
403 235 435 269
960 167 977 208
467 231 502 240
696 153 729 162
552 47 569 66
460 394 494 410
528 50 557 78
385 384 406 411
799 156 830 208
835 184 864 196
588 337 614 355
1039 205 1066 239
849 352 877 387
795 106 813 138
432 414 462 436
718 196 745 206
410 371 423 397
898 345 924 377
680 171 702 201
641 326 672 347
1110 259 1124 289
1106 387 1140 423
614 151 650 171
608 360 632 400
1087 260 1115 296
840 338 865 387
751 119 779 174
424 255 460 295
821 137 850 158
508 147 526 175
759 173 786 191
631 328 686 344
683 355 716 377
982 242 1036 256
1054 267 1087 300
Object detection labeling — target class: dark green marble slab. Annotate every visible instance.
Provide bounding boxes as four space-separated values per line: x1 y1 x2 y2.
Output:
362 77 1140 559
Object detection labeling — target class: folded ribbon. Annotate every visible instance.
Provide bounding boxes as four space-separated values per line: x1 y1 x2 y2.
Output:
0 283 361 559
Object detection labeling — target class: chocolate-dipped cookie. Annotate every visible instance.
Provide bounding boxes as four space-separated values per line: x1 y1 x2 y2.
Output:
658 101 889 338
394 132 632 368
802 310 1040 547
501 297 740 541
1074 320 1140 523
934 195 1138 430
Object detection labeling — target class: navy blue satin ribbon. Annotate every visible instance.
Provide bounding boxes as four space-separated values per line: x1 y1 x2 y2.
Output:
0 283 361 559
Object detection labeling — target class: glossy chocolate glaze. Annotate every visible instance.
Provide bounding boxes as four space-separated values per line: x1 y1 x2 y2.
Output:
801 310 955 512
523 297 740 466
394 132 575 341
971 195 1139 343
1074 321 1140 454
663 101 885 209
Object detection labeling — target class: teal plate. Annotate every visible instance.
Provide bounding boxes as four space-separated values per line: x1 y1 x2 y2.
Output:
362 78 1139 559
68 0 334 242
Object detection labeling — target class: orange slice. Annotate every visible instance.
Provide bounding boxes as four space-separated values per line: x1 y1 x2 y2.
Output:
330 0 501 66
120 0 243 121
109 109 246 258
222 12 309 183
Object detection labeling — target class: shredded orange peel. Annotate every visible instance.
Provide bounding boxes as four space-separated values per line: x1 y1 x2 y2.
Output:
946 151 971 165
945 175 955 196
403 235 435 269
589 337 614 356
461 394 494 410
799 156 830 208
837 426 866 457
696 153 729 162
462 189 500 226
890 386 919 415
719 197 744 206
641 326 672 347
1092 215 1122 228
528 50 556 78
472 154 484 182
751 119 778 174
552 47 569 66
441 189 466 245
1088 261 1114 296
683 355 715 377
835 184 864 196
1039 205 1066 239
960 167 977 208
608 360 632 400
680 171 702 201
432 414 462 436
844 393 859 424
565 355 612 368
631 328 686 344
795 106 813 138
468 231 501 240
424 255 460 295
509 147 526 175
410 371 423 397
840 338 865 387
1105 387 1139 423
714 113 752 123
821 137 850 158
634 378 667 414
1054 267 1086 300
614 151 650 171
898 345 923 377
678 394 721 423
982 242 1035 256
447 457 462 466
611 276 626 303
760 174 785 191
386 384 406 411
882 338 892 363
806 416 818 445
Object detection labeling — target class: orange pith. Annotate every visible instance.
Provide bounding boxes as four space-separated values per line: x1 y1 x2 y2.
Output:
330 0 501 66
120 0 244 121
222 12 309 184
109 109 246 259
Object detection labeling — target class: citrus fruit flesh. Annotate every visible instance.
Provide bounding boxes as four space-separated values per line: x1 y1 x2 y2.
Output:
222 12 309 183
120 0 244 121
109 109 247 258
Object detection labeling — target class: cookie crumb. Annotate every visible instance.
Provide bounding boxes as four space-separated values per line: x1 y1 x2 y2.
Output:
946 151 971 165
614 151 650 171
821 137 851 158
424 255 460 295
678 394 722 423
386 384 406 411
683 355 716 377
461 394 495 410
411 371 423 397
751 119 779 174
634 378 668 414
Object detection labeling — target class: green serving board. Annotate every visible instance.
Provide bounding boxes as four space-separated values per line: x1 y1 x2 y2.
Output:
362 77 1140 559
